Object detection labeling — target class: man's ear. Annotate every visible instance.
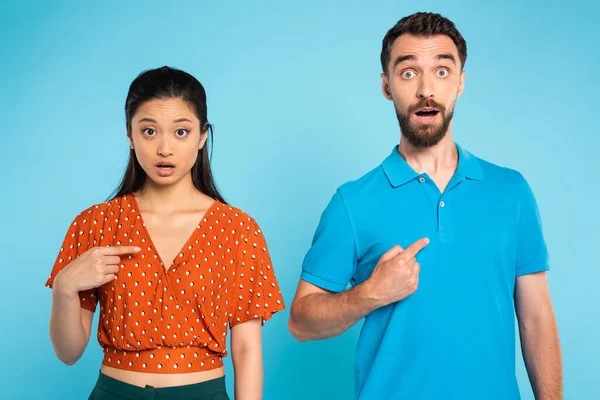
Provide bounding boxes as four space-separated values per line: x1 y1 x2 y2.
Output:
457 70 466 98
381 73 393 100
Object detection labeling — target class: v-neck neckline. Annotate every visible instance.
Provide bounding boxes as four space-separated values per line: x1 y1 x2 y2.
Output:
129 193 220 272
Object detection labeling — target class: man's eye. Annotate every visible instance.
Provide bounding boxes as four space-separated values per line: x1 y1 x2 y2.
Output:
401 70 415 79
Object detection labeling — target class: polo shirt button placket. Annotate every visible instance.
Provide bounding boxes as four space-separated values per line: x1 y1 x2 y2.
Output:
438 197 455 242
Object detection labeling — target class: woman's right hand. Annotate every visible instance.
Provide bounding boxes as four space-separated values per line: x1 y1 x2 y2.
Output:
53 246 141 296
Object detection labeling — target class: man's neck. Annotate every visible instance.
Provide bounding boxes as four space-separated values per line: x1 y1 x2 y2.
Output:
397 133 458 177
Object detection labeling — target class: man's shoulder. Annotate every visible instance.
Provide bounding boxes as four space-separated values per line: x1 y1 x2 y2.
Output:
473 153 527 188
336 162 388 202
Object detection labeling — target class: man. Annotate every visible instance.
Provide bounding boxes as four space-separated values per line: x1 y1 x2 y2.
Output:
288 12 562 400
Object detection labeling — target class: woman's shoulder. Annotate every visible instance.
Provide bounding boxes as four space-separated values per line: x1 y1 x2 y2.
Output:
213 201 260 228
69 195 135 225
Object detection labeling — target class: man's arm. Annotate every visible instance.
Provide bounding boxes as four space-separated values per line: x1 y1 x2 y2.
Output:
288 280 380 342
515 271 562 400
289 240 428 342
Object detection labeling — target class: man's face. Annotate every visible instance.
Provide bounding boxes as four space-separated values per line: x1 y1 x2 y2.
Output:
381 34 466 148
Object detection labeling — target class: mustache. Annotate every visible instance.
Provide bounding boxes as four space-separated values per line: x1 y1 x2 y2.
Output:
407 99 446 114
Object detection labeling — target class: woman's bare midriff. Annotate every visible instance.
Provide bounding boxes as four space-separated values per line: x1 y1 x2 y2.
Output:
100 365 225 388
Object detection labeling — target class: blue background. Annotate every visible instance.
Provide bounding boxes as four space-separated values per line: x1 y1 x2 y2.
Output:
1 0 598 398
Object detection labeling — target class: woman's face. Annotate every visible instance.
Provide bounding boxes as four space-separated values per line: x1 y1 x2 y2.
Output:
129 98 207 188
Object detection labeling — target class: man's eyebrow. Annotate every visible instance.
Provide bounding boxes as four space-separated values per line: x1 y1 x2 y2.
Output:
437 53 456 64
393 54 416 68
392 53 457 69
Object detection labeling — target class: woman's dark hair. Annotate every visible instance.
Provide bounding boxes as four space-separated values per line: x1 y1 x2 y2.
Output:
381 12 467 74
111 66 226 203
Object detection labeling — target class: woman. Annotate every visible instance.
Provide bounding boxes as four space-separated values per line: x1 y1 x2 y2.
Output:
46 66 285 399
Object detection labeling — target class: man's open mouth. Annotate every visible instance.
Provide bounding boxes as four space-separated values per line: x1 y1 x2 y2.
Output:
414 108 440 117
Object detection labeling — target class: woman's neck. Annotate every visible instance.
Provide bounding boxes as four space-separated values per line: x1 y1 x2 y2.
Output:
135 174 208 213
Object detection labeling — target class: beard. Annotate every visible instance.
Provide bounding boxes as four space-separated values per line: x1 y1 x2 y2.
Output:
396 98 454 148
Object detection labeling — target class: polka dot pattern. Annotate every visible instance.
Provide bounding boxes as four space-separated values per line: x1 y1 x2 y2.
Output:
45 195 285 373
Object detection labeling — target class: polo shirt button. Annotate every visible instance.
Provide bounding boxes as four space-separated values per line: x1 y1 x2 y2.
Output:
418 177 426 183
440 201 445 207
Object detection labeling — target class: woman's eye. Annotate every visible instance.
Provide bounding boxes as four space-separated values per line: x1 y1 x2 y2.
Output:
401 70 415 79
437 69 449 77
142 128 156 136
175 129 189 137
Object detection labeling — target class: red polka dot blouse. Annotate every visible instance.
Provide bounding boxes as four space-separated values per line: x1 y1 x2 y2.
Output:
46 195 285 373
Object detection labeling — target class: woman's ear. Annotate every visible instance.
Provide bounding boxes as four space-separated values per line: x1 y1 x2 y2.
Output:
126 123 134 149
199 123 209 149
199 131 208 150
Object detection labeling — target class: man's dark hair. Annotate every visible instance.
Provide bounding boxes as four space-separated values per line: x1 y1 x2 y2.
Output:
381 12 467 74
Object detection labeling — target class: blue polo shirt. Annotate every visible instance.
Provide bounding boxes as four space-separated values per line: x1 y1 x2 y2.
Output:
301 143 549 400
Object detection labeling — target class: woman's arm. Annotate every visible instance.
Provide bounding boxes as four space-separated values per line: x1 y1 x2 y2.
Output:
49 286 94 365
230 318 263 400
48 245 139 365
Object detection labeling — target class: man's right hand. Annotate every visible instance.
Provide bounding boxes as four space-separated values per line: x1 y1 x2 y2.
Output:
363 238 429 307
53 246 141 297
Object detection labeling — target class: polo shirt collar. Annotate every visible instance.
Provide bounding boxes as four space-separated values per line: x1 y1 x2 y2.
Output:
382 142 483 188
382 146 419 188
455 143 484 181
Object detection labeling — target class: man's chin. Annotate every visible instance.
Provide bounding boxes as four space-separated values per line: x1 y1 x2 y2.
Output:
403 127 447 148
409 118 443 131
410 128 443 140
398 109 453 148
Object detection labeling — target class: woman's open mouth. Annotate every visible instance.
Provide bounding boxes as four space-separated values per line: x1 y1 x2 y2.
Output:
155 162 176 177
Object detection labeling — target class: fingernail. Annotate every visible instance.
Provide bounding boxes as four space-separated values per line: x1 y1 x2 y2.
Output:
134 247 141 252
424 238 430 244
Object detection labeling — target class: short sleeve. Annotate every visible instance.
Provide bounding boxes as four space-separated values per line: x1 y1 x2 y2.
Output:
229 217 285 328
45 210 99 312
515 175 550 277
300 190 358 292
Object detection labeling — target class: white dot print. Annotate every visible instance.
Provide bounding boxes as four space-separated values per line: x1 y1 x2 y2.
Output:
45 196 284 374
